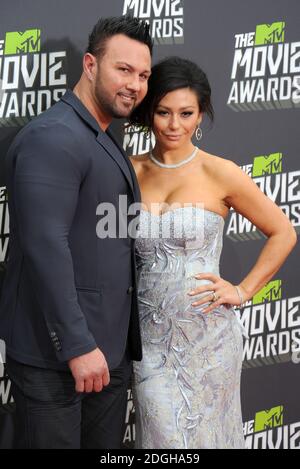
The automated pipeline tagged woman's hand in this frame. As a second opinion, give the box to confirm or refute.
[188,273,248,314]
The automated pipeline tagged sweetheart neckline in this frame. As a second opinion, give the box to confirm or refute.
[140,206,226,223]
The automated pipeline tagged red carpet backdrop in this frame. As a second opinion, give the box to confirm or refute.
[0,0,299,449]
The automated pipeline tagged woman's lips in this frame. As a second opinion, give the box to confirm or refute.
[164,134,181,140]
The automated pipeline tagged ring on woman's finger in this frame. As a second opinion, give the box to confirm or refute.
[211,292,219,302]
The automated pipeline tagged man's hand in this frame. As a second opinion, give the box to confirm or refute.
[68,348,110,393]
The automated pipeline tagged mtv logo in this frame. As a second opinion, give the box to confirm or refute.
[255,22,285,45]
[0,339,6,364]
[253,280,282,305]
[252,153,282,177]
[254,406,283,432]
[4,29,41,55]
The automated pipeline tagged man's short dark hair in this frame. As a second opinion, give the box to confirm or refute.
[86,15,153,60]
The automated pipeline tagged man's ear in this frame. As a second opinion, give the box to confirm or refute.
[83,53,96,82]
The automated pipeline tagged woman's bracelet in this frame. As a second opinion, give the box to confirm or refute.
[235,285,245,307]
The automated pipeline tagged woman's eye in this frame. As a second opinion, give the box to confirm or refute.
[157,111,168,116]
[182,112,193,117]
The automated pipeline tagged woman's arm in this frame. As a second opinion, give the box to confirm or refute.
[221,158,297,301]
[190,157,297,315]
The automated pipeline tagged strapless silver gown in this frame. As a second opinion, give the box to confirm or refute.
[133,207,245,449]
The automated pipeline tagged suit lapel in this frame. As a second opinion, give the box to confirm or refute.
[61,90,137,199]
[106,129,141,203]
[95,130,135,196]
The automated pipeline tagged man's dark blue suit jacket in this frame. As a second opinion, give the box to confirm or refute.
[0,90,142,370]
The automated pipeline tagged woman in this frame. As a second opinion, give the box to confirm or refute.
[128,57,297,449]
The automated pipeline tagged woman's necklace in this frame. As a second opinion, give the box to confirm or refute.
[149,146,198,169]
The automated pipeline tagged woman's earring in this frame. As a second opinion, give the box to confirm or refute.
[195,126,203,141]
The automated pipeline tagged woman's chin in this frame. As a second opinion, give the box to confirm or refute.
[159,139,182,149]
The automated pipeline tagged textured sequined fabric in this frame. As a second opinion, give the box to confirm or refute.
[133,207,245,449]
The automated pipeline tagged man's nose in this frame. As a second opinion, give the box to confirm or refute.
[126,74,141,93]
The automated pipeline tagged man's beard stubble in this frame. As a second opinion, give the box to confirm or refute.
[94,72,136,119]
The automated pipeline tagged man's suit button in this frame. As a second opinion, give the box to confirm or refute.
[127,286,134,294]
[49,331,62,351]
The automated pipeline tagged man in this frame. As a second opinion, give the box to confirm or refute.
[0,16,152,449]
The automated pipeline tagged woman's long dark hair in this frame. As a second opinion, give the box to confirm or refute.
[129,56,214,131]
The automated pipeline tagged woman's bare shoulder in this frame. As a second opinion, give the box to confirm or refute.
[200,150,238,176]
